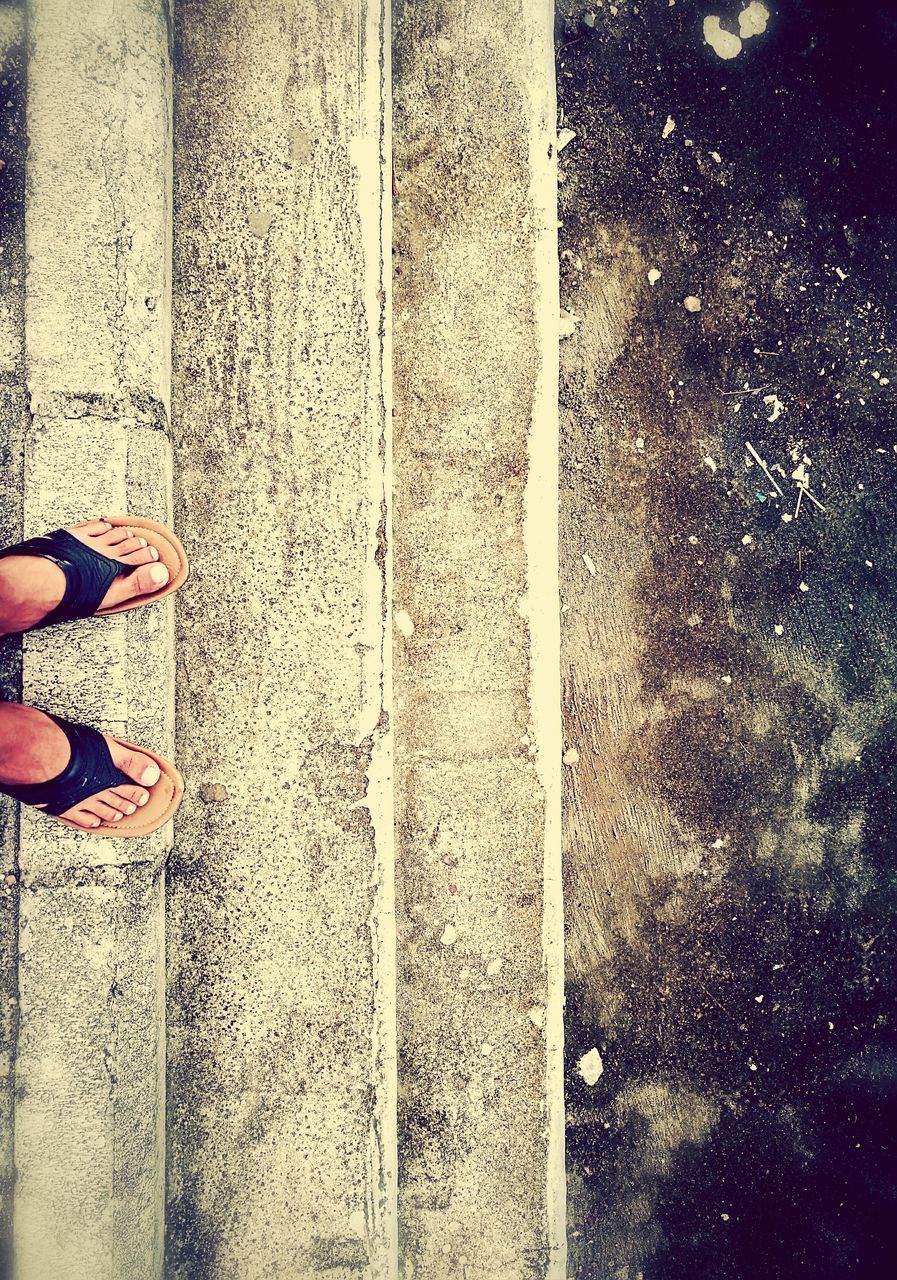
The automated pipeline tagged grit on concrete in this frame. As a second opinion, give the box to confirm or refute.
[556,2,897,1275]
[10,1,173,1276]
[392,3,565,1276]
[166,2,395,1276]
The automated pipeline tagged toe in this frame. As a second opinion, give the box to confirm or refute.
[83,798,125,823]
[97,788,134,814]
[68,807,102,829]
[98,561,169,610]
[110,742,161,788]
[110,535,147,557]
[119,547,159,567]
[97,527,132,547]
[110,784,148,809]
[73,519,112,535]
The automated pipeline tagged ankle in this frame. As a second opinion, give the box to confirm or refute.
[0,705,69,786]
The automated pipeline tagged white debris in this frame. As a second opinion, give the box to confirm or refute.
[763,393,785,422]
[684,295,702,312]
[583,553,596,576]
[738,2,769,39]
[648,267,662,286]
[704,16,743,60]
[394,608,414,636]
[578,1048,604,1085]
[440,923,457,946]
[662,115,676,139]
[557,128,577,152]
[559,308,581,338]
[563,746,580,765]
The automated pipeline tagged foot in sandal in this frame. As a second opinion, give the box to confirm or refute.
[0,517,188,636]
[0,704,182,836]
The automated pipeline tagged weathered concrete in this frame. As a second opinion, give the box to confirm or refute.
[392,3,565,1275]
[167,2,394,1275]
[0,3,26,1270]
[13,1,173,1275]
[556,1,897,1274]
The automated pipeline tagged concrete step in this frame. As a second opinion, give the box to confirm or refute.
[165,2,396,1276]
[11,1,173,1278]
[391,3,565,1277]
[0,2,566,1276]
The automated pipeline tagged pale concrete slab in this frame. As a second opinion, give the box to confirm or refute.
[167,2,394,1275]
[392,2,565,1276]
[13,1,173,1275]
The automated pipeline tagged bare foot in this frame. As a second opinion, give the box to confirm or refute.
[0,703,159,829]
[0,519,170,635]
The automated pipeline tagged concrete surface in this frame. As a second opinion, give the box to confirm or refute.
[392,3,565,1275]
[166,2,395,1276]
[556,1,897,1275]
[0,3,25,1271]
[12,1,173,1276]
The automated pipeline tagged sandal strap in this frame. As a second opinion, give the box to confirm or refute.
[0,713,133,816]
[0,528,130,626]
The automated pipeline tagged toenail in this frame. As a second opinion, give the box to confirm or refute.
[90,818,101,827]
[137,793,149,806]
[125,803,136,814]
[149,564,168,585]
[138,537,147,546]
[141,764,160,785]
[111,812,123,821]
[150,547,159,560]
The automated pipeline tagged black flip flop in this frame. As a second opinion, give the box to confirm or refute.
[0,711,183,837]
[0,516,188,630]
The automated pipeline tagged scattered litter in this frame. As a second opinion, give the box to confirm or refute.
[739,2,770,39]
[636,436,645,452]
[742,534,754,545]
[578,1048,604,1085]
[711,151,722,163]
[662,116,676,139]
[774,624,784,635]
[557,128,577,152]
[704,16,743,60]
[560,307,581,338]
[563,746,580,765]
[684,295,702,312]
[745,441,784,495]
[648,267,662,286]
[763,393,785,422]
[799,581,809,593]
[440,923,457,946]
[583,553,596,575]
[481,1043,494,1057]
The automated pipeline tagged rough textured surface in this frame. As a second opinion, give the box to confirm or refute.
[0,2,25,1269]
[12,1,173,1275]
[392,3,565,1275]
[167,2,394,1275]
[556,2,897,1275]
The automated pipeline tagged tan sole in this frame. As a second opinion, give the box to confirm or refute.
[94,515,189,616]
[50,737,184,838]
